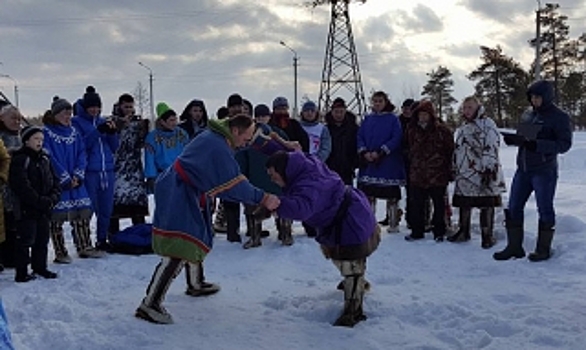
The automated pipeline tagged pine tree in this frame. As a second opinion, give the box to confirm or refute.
[421,65,458,120]
[468,46,531,127]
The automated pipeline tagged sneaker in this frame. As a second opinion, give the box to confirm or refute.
[79,248,106,259]
[34,269,58,279]
[54,255,73,264]
[15,273,36,283]
[135,300,173,324]
[185,282,221,297]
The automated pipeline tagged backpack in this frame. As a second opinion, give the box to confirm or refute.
[109,223,153,255]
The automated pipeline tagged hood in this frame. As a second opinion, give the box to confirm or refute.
[324,110,357,126]
[74,98,98,122]
[527,80,554,111]
[208,118,235,148]
[283,152,324,190]
[179,99,209,127]
[410,100,438,125]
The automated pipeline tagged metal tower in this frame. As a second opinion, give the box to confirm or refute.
[313,0,367,117]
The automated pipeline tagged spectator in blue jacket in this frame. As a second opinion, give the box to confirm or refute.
[495,80,572,262]
[72,86,119,251]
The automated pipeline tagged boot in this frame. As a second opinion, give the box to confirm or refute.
[225,202,241,243]
[493,209,525,260]
[447,207,472,242]
[136,257,183,324]
[386,200,401,233]
[213,201,227,233]
[424,198,433,232]
[243,216,262,249]
[278,219,294,246]
[50,221,71,263]
[528,221,555,262]
[480,207,496,249]
[185,262,221,296]
[333,274,367,327]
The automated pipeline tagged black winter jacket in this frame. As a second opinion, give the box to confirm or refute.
[9,146,61,220]
[325,111,359,185]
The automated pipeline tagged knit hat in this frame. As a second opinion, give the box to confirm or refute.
[302,101,317,113]
[51,96,72,115]
[401,98,415,108]
[82,86,102,109]
[331,97,346,109]
[254,104,271,118]
[272,96,289,109]
[21,125,43,143]
[156,102,176,121]
[227,94,243,108]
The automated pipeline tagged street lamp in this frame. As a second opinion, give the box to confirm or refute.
[534,0,542,80]
[280,41,299,117]
[138,61,155,124]
[0,74,19,108]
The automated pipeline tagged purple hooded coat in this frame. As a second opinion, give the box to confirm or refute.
[275,152,379,260]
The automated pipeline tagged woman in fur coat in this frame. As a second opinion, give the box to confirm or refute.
[448,96,506,248]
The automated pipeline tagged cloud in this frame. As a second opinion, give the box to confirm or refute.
[397,4,444,33]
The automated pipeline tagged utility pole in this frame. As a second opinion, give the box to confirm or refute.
[280,41,299,117]
[535,0,542,80]
[138,62,155,125]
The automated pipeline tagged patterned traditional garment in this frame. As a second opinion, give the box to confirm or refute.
[144,127,190,179]
[452,110,506,208]
[43,124,92,220]
[113,117,149,217]
[152,119,267,263]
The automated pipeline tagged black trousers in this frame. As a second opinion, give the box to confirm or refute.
[15,217,50,276]
[409,186,447,238]
[223,201,241,240]
[0,211,17,267]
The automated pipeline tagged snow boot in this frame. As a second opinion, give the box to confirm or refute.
[185,262,221,297]
[278,219,294,246]
[243,216,262,249]
[50,221,71,263]
[334,274,367,327]
[448,206,472,243]
[493,209,525,260]
[135,299,174,324]
[528,221,555,262]
[386,200,401,233]
[213,201,227,233]
[137,257,183,324]
[480,207,496,249]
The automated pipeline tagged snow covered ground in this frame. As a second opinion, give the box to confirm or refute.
[2,133,586,350]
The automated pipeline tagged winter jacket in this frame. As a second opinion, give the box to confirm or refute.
[269,113,310,153]
[71,100,119,172]
[325,111,359,185]
[0,140,9,242]
[152,119,268,263]
[236,124,286,195]
[178,100,209,139]
[276,152,379,260]
[516,80,572,172]
[300,119,332,161]
[144,126,190,179]
[452,108,506,207]
[9,146,61,220]
[112,116,149,213]
[43,124,92,220]
[357,111,406,187]
[407,101,454,188]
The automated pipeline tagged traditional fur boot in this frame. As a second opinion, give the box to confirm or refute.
[447,207,472,243]
[493,209,525,260]
[386,199,401,233]
[334,274,367,327]
[278,218,294,246]
[50,221,72,264]
[528,221,555,262]
[185,262,220,297]
[480,207,496,249]
[243,216,262,249]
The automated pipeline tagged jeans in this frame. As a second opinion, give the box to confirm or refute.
[508,167,558,224]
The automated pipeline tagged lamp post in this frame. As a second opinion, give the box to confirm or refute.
[280,41,299,117]
[138,62,155,124]
[0,74,19,108]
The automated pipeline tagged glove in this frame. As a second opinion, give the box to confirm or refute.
[97,121,117,134]
[523,140,537,152]
[503,134,525,147]
[146,178,156,194]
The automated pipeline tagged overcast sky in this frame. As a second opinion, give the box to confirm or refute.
[1,0,585,119]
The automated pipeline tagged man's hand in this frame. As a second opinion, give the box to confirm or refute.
[71,177,80,189]
[263,194,281,211]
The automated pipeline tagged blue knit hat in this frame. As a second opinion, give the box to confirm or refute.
[302,101,317,112]
[272,96,289,109]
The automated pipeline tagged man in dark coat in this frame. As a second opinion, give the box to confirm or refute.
[266,151,380,327]
[495,80,572,262]
[325,98,359,186]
